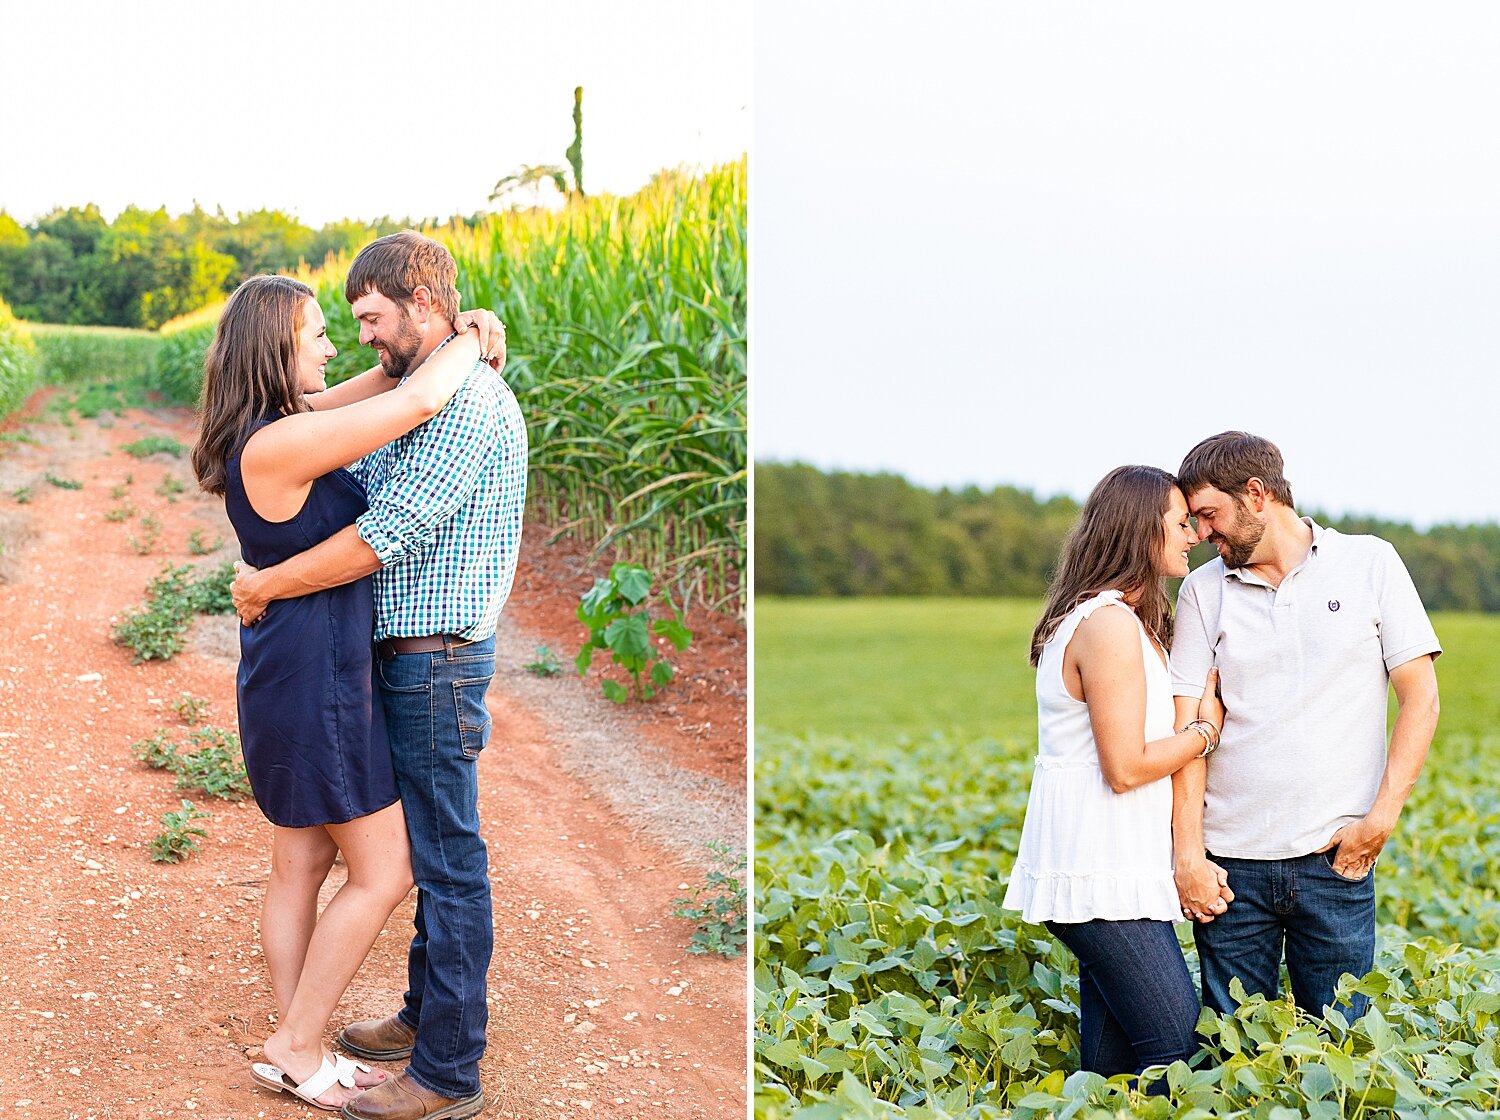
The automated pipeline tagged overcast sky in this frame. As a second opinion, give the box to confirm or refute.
[1,0,748,226]
[752,2,1500,527]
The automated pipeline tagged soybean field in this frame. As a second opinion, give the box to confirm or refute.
[755,597,1500,1118]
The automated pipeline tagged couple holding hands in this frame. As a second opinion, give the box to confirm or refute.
[1004,433,1442,1088]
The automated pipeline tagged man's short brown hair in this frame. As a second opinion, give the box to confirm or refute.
[1178,431,1295,507]
[345,231,460,322]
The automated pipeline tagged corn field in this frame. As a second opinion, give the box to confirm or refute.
[27,323,162,384]
[153,160,747,611]
[479,159,744,612]
[312,160,747,611]
[0,298,38,421]
[153,302,223,406]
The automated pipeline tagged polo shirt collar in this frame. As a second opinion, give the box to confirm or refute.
[1221,515,1325,587]
[1305,516,1326,550]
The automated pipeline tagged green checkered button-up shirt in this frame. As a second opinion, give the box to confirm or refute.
[350,357,527,642]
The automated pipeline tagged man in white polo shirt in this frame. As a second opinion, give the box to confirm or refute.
[1168,431,1441,1020]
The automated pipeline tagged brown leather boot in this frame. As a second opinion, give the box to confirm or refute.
[339,1072,483,1120]
[337,1014,418,1061]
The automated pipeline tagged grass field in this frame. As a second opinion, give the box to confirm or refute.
[755,597,1500,742]
[755,597,1500,1118]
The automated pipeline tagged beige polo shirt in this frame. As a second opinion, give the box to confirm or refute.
[1170,519,1442,859]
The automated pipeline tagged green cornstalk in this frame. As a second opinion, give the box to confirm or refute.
[147,161,747,614]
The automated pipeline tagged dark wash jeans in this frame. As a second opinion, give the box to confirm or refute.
[1193,850,1376,1021]
[376,636,497,1099]
[1044,918,1200,1090]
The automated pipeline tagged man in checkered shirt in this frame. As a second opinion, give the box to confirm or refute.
[232,231,526,1120]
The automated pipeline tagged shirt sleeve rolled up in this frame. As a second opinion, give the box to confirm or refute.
[355,368,501,568]
[1373,539,1443,672]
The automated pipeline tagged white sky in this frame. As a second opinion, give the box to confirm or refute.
[752,2,1500,527]
[0,0,748,226]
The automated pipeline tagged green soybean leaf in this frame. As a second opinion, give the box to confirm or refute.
[1325,1048,1357,1086]
[760,1039,803,1068]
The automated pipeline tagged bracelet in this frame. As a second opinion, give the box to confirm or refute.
[1186,719,1220,757]
[1181,722,1212,755]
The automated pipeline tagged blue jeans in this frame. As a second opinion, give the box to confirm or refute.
[376,637,496,1099]
[1044,918,1200,1089]
[1193,850,1375,1020]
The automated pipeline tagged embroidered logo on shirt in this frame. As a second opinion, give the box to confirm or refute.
[1328,600,1341,612]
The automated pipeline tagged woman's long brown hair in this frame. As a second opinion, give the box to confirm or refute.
[1029,465,1181,666]
[191,276,316,496]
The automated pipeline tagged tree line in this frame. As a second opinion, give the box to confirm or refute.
[0,205,436,329]
[755,462,1500,612]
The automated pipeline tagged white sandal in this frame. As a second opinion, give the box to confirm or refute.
[250,1054,370,1111]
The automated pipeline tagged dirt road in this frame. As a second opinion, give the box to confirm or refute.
[0,398,747,1119]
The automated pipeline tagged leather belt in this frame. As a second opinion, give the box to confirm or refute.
[374,634,476,660]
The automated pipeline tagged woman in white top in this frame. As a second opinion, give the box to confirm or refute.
[1002,465,1226,1088]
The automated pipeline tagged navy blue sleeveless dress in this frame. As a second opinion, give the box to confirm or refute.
[224,418,398,827]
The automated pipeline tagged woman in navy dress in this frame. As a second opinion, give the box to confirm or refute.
[191,274,498,1110]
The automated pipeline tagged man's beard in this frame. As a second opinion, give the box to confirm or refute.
[377,313,423,378]
[1215,500,1265,569]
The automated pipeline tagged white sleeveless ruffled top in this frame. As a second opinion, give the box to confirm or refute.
[1002,591,1182,923]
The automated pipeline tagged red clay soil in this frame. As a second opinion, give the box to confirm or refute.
[504,533,747,791]
[0,397,747,1119]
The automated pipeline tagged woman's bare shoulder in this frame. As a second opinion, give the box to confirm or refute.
[1071,599,1140,650]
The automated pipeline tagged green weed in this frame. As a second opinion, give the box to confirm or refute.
[173,728,250,801]
[44,472,82,490]
[154,474,186,501]
[672,840,746,958]
[173,693,210,725]
[127,512,161,555]
[522,645,564,677]
[130,730,178,770]
[130,726,248,801]
[112,603,184,662]
[149,800,212,863]
[186,560,235,615]
[11,486,30,504]
[122,435,185,459]
[575,562,693,703]
[112,562,235,662]
[186,527,221,556]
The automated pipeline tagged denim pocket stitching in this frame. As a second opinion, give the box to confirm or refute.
[376,657,431,694]
[452,676,493,758]
[446,651,495,668]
